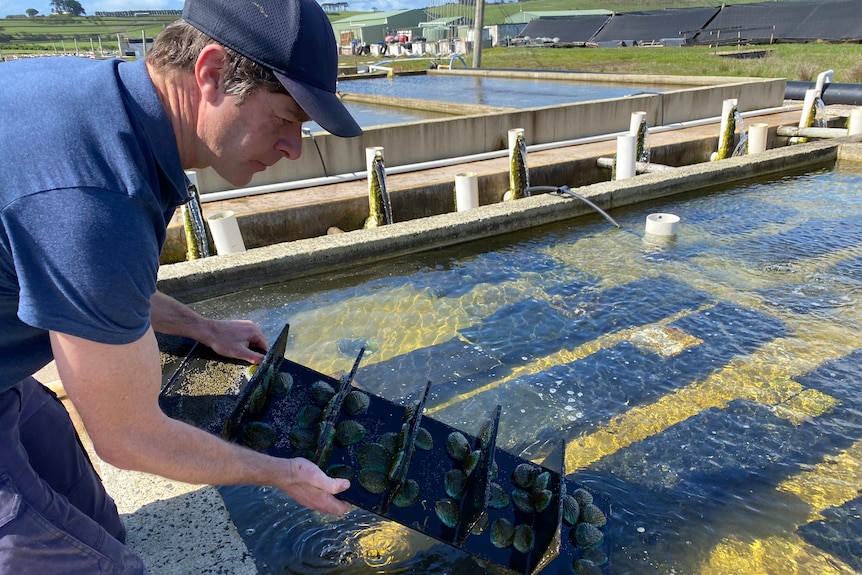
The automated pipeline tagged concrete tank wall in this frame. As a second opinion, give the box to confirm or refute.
[191,72,785,196]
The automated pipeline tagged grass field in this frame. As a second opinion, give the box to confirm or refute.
[2,0,861,83]
[366,42,862,83]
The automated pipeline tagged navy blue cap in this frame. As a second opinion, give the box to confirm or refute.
[183,0,362,137]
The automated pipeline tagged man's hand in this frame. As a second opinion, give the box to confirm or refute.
[278,458,352,515]
[202,318,267,365]
[149,291,267,364]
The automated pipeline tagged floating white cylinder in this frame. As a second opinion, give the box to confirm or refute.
[629,111,647,135]
[747,123,769,154]
[615,134,637,180]
[208,211,246,254]
[645,213,680,236]
[848,108,862,136]
[454,172,479,211]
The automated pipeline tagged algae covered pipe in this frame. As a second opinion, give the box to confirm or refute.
[181,180,213,260]
[364,147,393,228]
[504,128,529,202]
[713,98,738,161]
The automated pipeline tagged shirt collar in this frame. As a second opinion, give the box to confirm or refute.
[117,59,189,206]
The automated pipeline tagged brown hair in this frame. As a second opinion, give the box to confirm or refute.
[146,19,288,104]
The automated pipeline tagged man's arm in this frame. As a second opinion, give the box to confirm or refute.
[150,290,266,365]
[50,328,351,515]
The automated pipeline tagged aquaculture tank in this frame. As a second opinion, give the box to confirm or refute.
[168,163,862,574]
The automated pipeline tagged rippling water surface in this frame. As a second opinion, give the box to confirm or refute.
[195,165,862,574]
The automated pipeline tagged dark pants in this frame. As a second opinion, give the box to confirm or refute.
[0,378,147,574]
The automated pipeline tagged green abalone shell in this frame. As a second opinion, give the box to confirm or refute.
[532,470,550,491]
[358,469,389,494]
[572,488,593,507]
[378,431,399,455]
[343,390,370,416]
[572,558,602,575]
[512,462,540,489]
[288,426,318,451]
[296,404,322,429]
[533,488,553,513]
[512,524,534,554]
[582,548,608,567]
[393,479,420,508]
[471,511,489,535]
[415,427,433,451]
[241,421,278,451]
[488,482,510,509]
[325,463,354,481]
[573,522,604,549]
[268,370,292,397]
[580,503,607,527]
[444,468,467,500]
[434,498,460,528]
[358,442,391,473]
[310,380,336,407]
[490,517,515,548]
[445,431,470,462]
[334,419,366,447]
[562,494,580,525]
[512,488,535,513]
[463,450,481,476]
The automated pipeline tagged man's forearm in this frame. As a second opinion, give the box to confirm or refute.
[150,290,209,338]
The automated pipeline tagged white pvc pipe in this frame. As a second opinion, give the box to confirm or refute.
[717,98,738,159]
[629,111,647,135]
[814,69,834,98]
[799,89,819,128]
[208,211,246,254]
[615,134,637,180]
[366,146,384,174]
[747,123,769,154]
[454,172,479,211]
[508,128,526,167]
[198,104,803,203]
[848,108,862,136]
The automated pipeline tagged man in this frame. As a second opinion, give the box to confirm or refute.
[0,0,362,572]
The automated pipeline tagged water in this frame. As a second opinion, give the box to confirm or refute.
[194,165,862,574]
[338,74,664,109]
[308,74,673,131]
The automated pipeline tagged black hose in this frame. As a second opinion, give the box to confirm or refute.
[786,81,862,106]
[528,185,621,228]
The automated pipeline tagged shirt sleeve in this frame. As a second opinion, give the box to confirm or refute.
[4,187,162,345]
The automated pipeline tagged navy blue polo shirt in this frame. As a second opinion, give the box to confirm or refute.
[0,57,189,388]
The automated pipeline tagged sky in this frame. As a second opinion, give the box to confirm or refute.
[0,0,428,18]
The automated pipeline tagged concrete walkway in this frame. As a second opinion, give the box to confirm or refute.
[35,363,257,575]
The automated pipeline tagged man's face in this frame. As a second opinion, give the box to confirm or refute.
[201,88,309,187]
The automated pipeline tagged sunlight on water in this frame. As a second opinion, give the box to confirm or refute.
[196,165,862,574]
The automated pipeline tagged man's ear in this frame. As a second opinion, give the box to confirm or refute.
[195,43,228,104]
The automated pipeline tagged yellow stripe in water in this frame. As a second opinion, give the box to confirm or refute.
[700,440,862,574]
[426,305,709,416]
[701,534,858,575]
[563,335,849,472]
[778,439,862,522]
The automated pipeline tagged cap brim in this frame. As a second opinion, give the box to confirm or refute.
[275,71,362,138]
